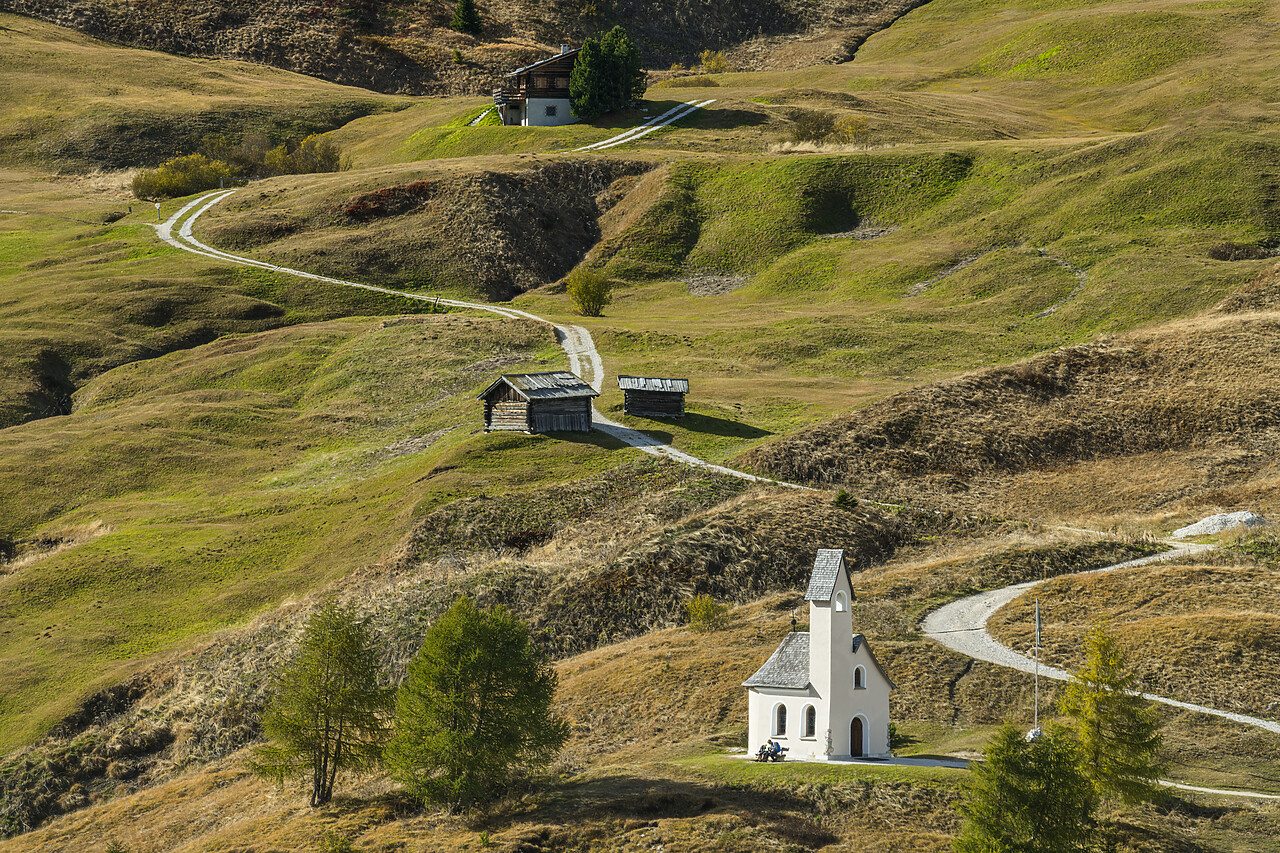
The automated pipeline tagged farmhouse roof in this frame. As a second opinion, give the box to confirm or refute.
[478,371,599,401]
[504,48,580,78]
[804,549,847,602]
[617,375,690,393]
[742,631,810,690]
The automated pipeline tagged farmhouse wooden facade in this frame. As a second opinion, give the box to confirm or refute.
[478,371,597,433]
[618,375,688,418]
[494,46,579,127]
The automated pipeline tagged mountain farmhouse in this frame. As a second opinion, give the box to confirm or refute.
[744,549,894,760]
[478,371,597,433]
[494,46,579,126]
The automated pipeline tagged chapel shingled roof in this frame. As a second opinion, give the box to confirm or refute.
[804,548,846,601]
[742,632,810,690]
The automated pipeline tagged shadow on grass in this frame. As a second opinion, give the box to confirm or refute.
[677,412,773,439]
[464,773,836,848]
[681,105,772,131]
[544,428,632,451]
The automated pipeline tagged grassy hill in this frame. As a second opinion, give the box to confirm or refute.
[4,0,1280,847]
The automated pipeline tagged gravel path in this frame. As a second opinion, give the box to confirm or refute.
[156,191,803,489]
[922,540,1280,736]
[573,99,716,152]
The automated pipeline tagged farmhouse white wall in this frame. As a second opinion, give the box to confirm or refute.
[523,98,576,126]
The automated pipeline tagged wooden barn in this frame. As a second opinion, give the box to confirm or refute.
[617,375,689,418]
[478,371,598,433]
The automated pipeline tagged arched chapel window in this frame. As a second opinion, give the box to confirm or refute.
[835,591,847,612]
[854,666,865,689]
[775,704,787,736]
[804,705,816,738]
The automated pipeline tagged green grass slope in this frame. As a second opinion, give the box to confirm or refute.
[0,14,405,169]
[0,314,616,750]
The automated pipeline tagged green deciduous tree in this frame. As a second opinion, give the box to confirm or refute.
[450,0,482,35]
[248,600,391,806]
[565,267,613,316]
[570,26,645,120]
[955,723,1096,853]
[1059,624,1164,804]
[386,598,568,809]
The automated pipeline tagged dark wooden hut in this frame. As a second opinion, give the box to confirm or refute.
[618,375,689,418]
[493,46,580,127]
[478,371,598,433]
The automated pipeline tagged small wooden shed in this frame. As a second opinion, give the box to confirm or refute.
[478,371,598,433]
[617,375,689,418]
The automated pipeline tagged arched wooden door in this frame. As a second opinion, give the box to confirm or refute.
[851,717,864,757]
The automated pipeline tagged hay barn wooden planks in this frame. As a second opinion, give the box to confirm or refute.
[478,371,598,433]
[617,375,688,418]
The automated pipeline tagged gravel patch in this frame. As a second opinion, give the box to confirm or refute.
[1172,511,1268,539]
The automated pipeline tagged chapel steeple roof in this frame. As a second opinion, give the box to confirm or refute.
[804,548,847,602]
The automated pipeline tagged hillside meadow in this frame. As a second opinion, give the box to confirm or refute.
[3,0,1280,847]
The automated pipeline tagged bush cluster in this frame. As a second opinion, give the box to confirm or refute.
[788,109,870,146]
[131,133,345,200]
[699,50,730,74]
[131,154,235,201]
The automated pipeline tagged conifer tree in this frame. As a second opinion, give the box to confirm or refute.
[248,600,391,806]
[1059,624,1164,804]
[450,0,482,36]
[571,26,645,120]
[386,598,568,809]
[570,37,606,120]
[955,723,1096,853]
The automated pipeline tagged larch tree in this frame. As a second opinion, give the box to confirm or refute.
[1059,624,1164,804]
[955,723,1097,853]
[248,600,391,806]
[385,597,568,810]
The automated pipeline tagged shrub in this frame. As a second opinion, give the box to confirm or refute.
[686,594,729,632]
[131,154,236,200]
[261,134,344,178]
[452,48,464,64]
[566,268,613,316]
[669,61,686,71]
[699,50,730,74]
[831,115,869,146]
[789,109,837,143]
[1208,241,1269,261]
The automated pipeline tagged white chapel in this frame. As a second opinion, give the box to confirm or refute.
[743,549,894,759]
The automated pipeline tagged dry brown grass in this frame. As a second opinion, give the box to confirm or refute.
[990,560,1280,720]
[739,306,1280,528]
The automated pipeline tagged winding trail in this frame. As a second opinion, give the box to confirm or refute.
[923,540,1280,798]
[155,191,801,488]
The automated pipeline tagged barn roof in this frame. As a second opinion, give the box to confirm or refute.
[804,549,847,602]
[617,375,690,393]
[742,632,810,690]
[504,48,580,77]
[478,371,599,401]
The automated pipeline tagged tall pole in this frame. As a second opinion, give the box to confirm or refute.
[1034,598,1041,731]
